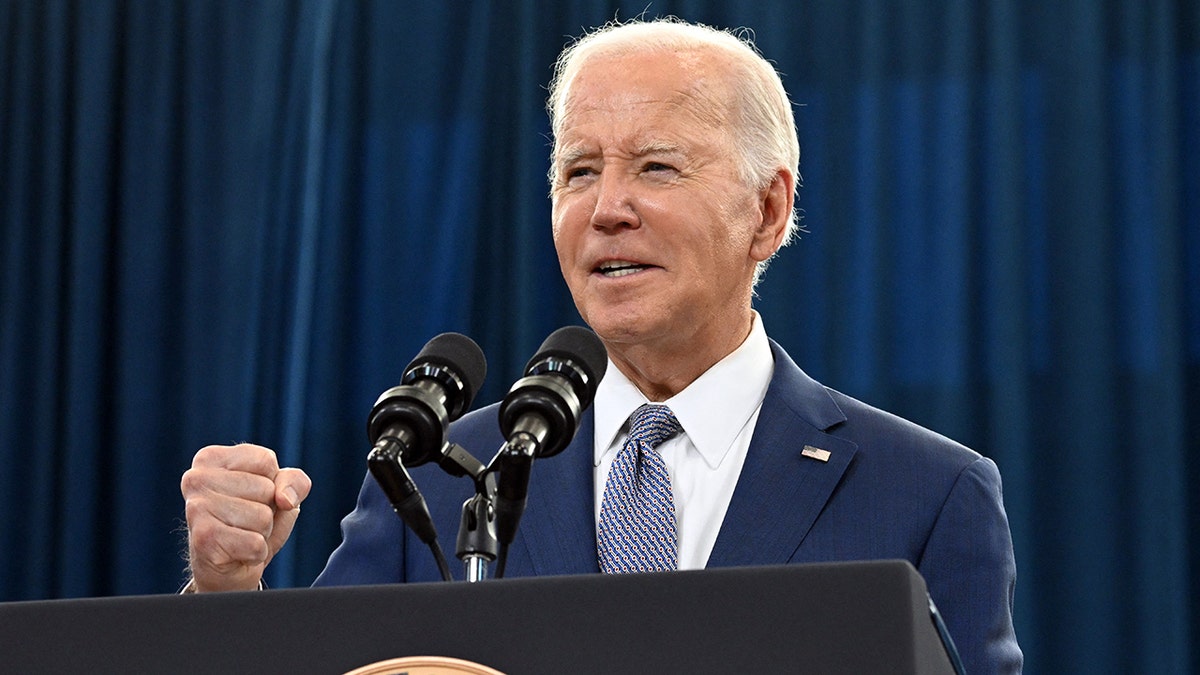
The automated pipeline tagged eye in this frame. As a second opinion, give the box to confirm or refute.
[560,166,596,186]
[643,161,676,173]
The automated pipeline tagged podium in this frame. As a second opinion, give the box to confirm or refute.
[0,560,957,674]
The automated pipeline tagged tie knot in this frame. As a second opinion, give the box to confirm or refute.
[627,404,682,450]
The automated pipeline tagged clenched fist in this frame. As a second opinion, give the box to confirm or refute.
[181,444,312,592]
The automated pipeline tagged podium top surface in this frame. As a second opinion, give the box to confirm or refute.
[0,560,955,675]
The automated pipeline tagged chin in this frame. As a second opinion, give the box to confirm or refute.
[586,315,666,349]
[576,290,674,341]
[578,311,629,340]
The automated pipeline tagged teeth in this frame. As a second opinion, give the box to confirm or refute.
[599,260,637,270]
[597,260,647,277]
[604,267,641,277]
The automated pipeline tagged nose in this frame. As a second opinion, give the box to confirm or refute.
[590,169,639,232]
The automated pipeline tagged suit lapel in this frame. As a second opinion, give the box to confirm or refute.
[503,341,853,574]
[707,341,858,568]
[507,411,599,576]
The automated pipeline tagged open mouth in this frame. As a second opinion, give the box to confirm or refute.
[595,260,655,278]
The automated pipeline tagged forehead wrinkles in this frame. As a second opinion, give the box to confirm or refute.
[555,87,729,164]
[664,86,729,128]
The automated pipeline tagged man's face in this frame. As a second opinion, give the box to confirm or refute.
[550,50,777,356]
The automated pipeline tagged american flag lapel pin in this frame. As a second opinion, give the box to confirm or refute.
[801,445,831,462]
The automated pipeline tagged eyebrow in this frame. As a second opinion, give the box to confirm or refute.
[554,140,687,168]
[553,146,592,168]
[635,140,686,158]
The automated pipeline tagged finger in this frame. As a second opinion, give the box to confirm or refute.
[186,492,276,535]
[189,517,271,569]
[181,464,277,505]
[191,444,281,478]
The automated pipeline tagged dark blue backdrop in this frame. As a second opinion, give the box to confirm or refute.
[2,1,1198,672]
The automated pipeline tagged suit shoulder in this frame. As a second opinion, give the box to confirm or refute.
[822,386,983,472]
[447,401,504,447]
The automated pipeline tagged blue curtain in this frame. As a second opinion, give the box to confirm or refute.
[1,1,1197,672]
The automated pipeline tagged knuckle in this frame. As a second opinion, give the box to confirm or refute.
[225,531,270,565]
[190,519,269,567]
[192,445,226,467]
[179,467,207,495]
[186,515,220,548]
[183,494,217,527]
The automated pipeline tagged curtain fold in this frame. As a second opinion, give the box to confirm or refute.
[1,1,1197,672]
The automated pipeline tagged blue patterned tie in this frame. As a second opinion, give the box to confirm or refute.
[597,404,684,573]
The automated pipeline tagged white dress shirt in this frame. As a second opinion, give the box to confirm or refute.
[593,313,775,570]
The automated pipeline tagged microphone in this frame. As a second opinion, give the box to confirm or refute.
[366,333,486,553]
[492,326,608,549]
[367,332,487,465]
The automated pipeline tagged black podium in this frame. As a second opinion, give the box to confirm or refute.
[0,560,956,674]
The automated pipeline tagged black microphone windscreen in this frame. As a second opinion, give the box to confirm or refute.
[527,325,608,386]
[409,332,487,410]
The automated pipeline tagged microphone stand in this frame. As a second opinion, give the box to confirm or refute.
[441,444,499,583]
[375,436,513,583]
[457,490,497,582]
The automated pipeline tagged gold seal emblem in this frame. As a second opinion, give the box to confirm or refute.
[344,655,506,675]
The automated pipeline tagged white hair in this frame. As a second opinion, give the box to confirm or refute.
[546,18,801,284]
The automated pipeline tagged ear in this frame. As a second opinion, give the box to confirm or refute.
[749,169,794,262]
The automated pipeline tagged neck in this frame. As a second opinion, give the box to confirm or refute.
[602,310,755,402]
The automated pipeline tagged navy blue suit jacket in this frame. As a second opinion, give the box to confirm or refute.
[315,340,1022,674]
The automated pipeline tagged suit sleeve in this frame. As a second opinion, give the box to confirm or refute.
[311,472,409,587]
[918,456,1023,675]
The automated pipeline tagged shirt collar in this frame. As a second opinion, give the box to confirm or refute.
[593,312,775,469]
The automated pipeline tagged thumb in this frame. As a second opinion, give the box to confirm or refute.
[265,468,312,562]
[274,467,313,511]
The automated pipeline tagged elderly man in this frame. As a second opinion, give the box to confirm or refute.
[182,18,1022,674]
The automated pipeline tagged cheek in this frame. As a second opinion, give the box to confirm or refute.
[550,212,580,278]
[552,197,595,253]
[550,200,565,239]
[550,204,569,249]
[715,193,762,251]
